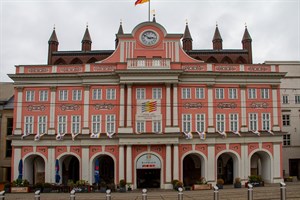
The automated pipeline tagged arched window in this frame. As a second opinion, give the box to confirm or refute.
[87,57,98,63]
[221,56,233,64]
[54,58,67,65]
[206,56,218,63]
[70,58,83,64]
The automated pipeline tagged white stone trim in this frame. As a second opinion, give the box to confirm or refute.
[166,84,171,126]
[82,147,90,181]
[126,145,132,184]
[49,88,56,135]
[119,85,125,127]
[173,84,178,126]
[240,87,248,132]
[83,86,90,134]
[166,145,172,183]
[126,85,132,127]
[207,145,215,182]
[207,87,214,133]
[13,148,22,180]
[85,64,90,72]
[272,88,280,131]
[173,145,179,180]
[119,145,125,180]
[15,89,23,134]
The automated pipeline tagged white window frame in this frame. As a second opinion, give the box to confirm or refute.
[196,114,205,132]
[283,134,291,146]
[152,120,162,133]
[92,89,102,100]
[182,88,191,99]
[282,95,289,104]
[229,88,237,99]
[261,88,269,99]
[71,115,81,134]
[136,88,146,100]
[282,114,290,126]
[26,90,35,102]
[59,90,68,101]
[229,113,239,132]
[248,88,257,99]
[58,116,67,134]
[196,88,205,99]
[91,115,101,134]
[216,88,224,99]
[38,116,47,134]
[182,114,192,132]
[262,113,271,131]
[24,116,34,134]
[216,114,225,132]
[152,88,162,99]
[249,113,258,131]
[295,95,300,104]
[106,88,116,100]
[106,114,115,133]
[39,90,48,101]
[136,121,145,133]
[72,90,82,101]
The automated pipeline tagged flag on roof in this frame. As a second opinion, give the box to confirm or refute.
[135,0,149,5]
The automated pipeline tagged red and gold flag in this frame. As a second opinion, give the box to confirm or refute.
[135,0,149,6]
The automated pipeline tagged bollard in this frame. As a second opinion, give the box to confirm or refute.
[70,189,76,200]
[178,187,183,200]
[142,188,147,200]
[248,183,253,200]
[34,190,41,200]
[280,182,286,200]
[0,191,5,200]
[106,189,111,200]
[213,186,219,200]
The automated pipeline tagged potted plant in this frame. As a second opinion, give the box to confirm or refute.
[67,179,75,191]
[11,179,29,193]
[172,180,179,190]
[43,183,53,193]
[234,177,242,188]
[75,180,89,193]
[119,179,126,192]
[193,177,212,190]
[248,175,263,187]
[176,181,183,190]
[127,183,132,191]
[216,178,224,189]
[4,182,11,193]
[34,182,43,192]
[100,181,107,193]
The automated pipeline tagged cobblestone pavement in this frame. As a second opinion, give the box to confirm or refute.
[4,182,300,200]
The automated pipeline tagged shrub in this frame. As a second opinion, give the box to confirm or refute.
[76,180,88,186]
[34,182,43,188]
[175,181,183,188]
[234,177,241,183]
[119,179,126,187]
[172,179,179,187]
[248,175,262,183]
[217,178,224,185]
[11,179,29,187]
[67,180,75,187]
[196,177,207,185]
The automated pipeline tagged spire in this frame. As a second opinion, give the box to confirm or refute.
[242,24,253,64]
[117,21,124,35]
[183,21,192,40]
[48,25,59,65]
[48,26,58,43]
[182,21,193,51]
[242,24,252,41]
[81,24,92,51]
[212,23,223,50]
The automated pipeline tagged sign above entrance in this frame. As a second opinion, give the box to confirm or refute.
[137,154,161,169]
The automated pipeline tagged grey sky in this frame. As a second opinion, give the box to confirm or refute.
[1,0,299,82]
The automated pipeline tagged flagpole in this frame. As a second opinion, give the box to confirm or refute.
[148,0,151,21]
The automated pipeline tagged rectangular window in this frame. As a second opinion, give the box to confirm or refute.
[72,115,80,133]
[196,114,205,132]
[136,121,145,133]
[92,115,101,134]
[93,89,102,100]
[136,88,146,100]
[182,88,191,99]
[283,134,291,146]
[59,90,68,101]
[152,121,162,133]
[106,115,115,133]
[38,116,47,134]
[152,88,162,99]
[229,88,237,99]
[262,113,271,130]
[248,88,257,99]
[249,113,258,131]
[216,88,224,99]
[72,90,82,101]
[295,95,300,104]
[282,114,290,126]
[182,114,192,132]
[106,89,116,100]
[24,116,34,134]
[58,116,67,134]
[229,114,239,132]
[196,88,205,99]
[5,140,12,158]
[282,95,289,104]
[26,90,35,101]
[216,114,225,132]
[6,118,13,136]
[39,90,48,101]
[261,89,269,99]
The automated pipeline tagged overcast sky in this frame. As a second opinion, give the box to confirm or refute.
[0,0,299,82]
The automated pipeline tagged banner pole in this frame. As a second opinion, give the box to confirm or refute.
[148,0,150,21]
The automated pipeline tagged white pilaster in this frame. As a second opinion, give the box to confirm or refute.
[273,143,283,183]
[207,145,215,182]
[166,145,172,184]
[241,144,248,183]
[15,87,23,135]
[82,86,90,134]
[240,85,248,132]
[272,87,280,131]
[173,145,179,180]
[82,147,90,181]
[119,85,125,127]
[13,148,22,180]
[119,145,125,180]
[48,87,56,135]
[126,85,132,127]
[207,85,215,133]
[126,145,132,183]
[166,84,171,126]
[47,147,55,183]
[173,84,178,127]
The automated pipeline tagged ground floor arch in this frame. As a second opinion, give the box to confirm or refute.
[59,155,80,185]
[250,151,272,183]
[217,152,239,184]
[93,155,115,185]
[24,154,46,184]
[182,153,205,186]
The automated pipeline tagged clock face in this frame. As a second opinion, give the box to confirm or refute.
[140,30,158,46]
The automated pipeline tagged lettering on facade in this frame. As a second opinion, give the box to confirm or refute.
[215,66,238,71]
[183,102,203,109]
[93,66,116,72]
[60,104,80,111]
[60,67,83,73]
[182,66,205,71]
[217,103,237,109]
[247,66,269,72]
[250,102,268,109]
[27,105,46,111]
[28,68,50,73]
[94,104,114,110]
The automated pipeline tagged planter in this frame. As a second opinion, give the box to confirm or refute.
[216,184,223,189]
[193,184,212,190]
[43,188,52,193]
[11,187,29,193]
[234,183,242,188]
[119,187,126,192]
[73,186,89,193]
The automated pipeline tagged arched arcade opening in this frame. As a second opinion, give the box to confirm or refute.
[24,155,46,184]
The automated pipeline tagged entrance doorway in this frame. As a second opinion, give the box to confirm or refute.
[289,159,300,179]
[137,169,160,188]
[183,154,202,186]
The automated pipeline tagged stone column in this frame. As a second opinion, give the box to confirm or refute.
[15,87,23,135]
[241,144,248,183]
[273,143,283,182]
[48,87,56,135]
[119,85,125,127]
[240,85,248,132]
[119,145,125,180]
[166,84,171,126]
[165,145,172,189]
[82,85,90,134]
[272,85,280,131]
[207,144,215,182]
[126,145,132,184]
[173,84,178,127]
[81,147,90,181]
[47,147,55,183]
[173,145,179,180]
[207,85,215,133]
[126,85,132,127]
[13,147,22,180]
